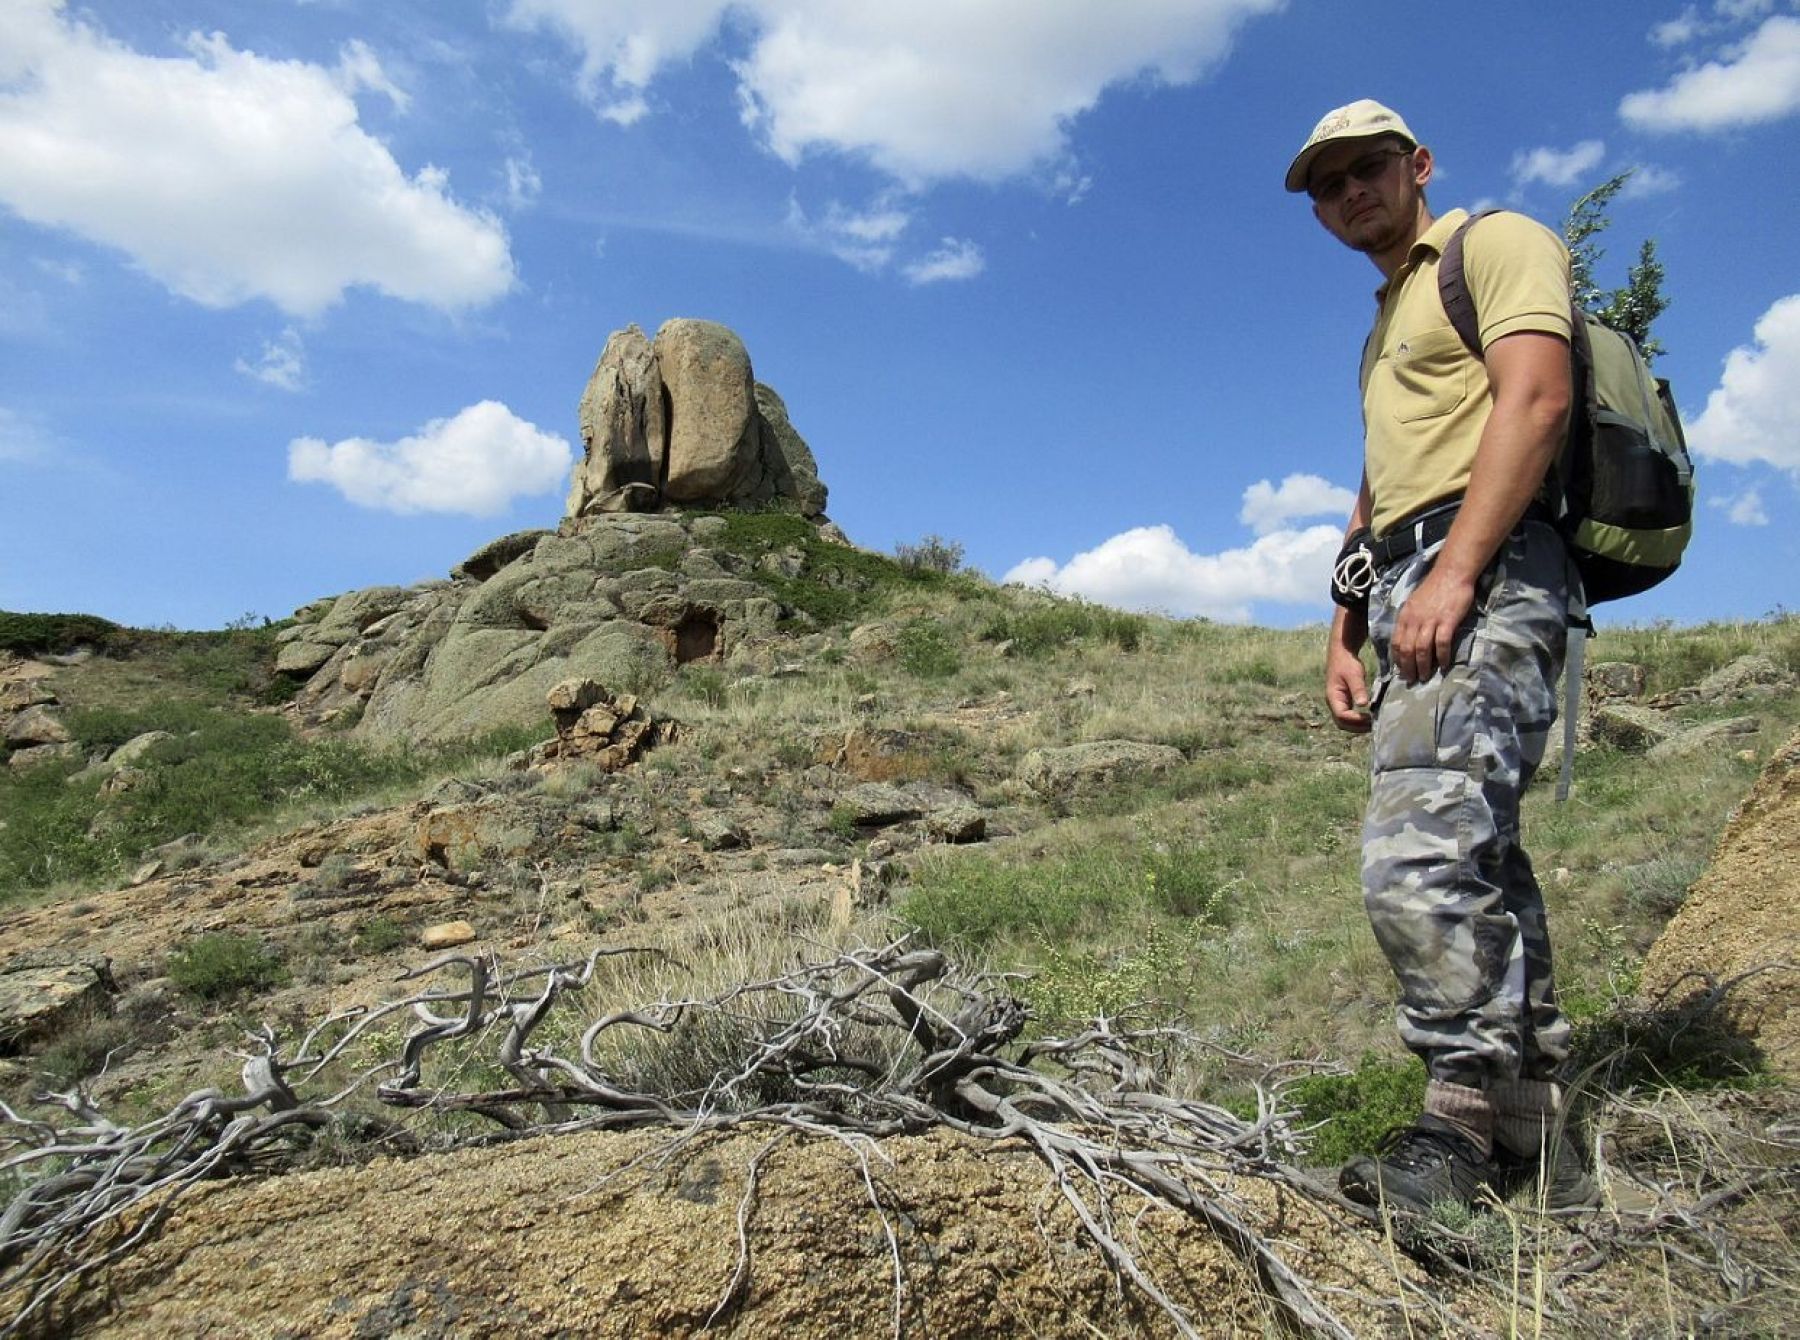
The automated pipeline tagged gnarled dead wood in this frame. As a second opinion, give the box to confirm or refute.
[2,938,1380,1337]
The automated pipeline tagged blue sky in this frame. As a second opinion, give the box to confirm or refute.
[2,0,1797,632]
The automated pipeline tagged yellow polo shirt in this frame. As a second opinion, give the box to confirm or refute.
[1359,208,1572,536]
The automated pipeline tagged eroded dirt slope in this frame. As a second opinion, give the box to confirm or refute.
[77,1127,1469,1339]
[1641,726,1800,1077]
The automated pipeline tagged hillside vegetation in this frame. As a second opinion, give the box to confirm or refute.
[2,538,1797,1336]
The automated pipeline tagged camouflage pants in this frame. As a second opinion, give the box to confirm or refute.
[1363,519,1578,1087]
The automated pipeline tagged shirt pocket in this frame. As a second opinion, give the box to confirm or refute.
[1382,325,1467,424]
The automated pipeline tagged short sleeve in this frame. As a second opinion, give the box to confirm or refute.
[1465,213,1572,347]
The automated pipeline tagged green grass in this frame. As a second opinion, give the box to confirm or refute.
[900,831,1231,951]
[694,510,985,627]
[0,714,544,896]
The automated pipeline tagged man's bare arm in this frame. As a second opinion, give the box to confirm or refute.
[1389,330,1570,684]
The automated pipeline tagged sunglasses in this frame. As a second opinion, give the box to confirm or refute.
[1308,147,1413,204]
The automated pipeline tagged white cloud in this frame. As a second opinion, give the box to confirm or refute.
[0,2,514,317]
[31,256,83,284]
[504,153,543,211]
[1620,164,1682,198]
[0,407,54,464]
[785,195,913,271]
[235,328,308,392]
[287,401,573,515]
[1709,488,1770,526]
[1717,0,1778,22]
[1003,521,1342,622]
[1621,15,1800,132]
[1653,9,1705,46]
[1510,140,1606,189]
[904,238,985,285]
[502,0,728,124]
[1686,293,1800,473]
[333,37,409,112]
[1238,472,1356,536]
[505,0,1282,185]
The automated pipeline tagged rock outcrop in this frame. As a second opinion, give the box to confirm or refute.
[286,513,814,744]
[565,320,827,520]
[281,319,841,746]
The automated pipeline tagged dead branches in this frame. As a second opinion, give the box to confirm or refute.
[0,938,1364,1337]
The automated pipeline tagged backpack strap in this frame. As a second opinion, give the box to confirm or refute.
[1438,208,1504,357]
[1440,207,1591,803]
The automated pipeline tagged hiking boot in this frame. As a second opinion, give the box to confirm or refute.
[1340,1118,1490,1215]
[1492,1137,1599,1211]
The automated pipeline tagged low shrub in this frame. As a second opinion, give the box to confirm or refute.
[167,933,288,1000]
[1285,1054,1426,1166]
[981,599,1145,657]
[896,620,961,679]
[351,916,408,956]
[0,611,124,657]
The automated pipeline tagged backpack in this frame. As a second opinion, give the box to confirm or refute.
[1438,210,1695,604]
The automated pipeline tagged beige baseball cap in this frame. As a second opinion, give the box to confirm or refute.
[1284,99,1418,193]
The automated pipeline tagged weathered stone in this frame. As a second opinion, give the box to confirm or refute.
[0,951,115,1055]
[836,783,925,828]
[1588,704,1674,753]
[8,741,81,770]
[415,804,536,869]
[848,623,898,662]
[276,641,338,676]
[568,325,665,520]
[925,806,987,844]
[313,586,412,645]
[1586,661,1647,701]
[820,728,931,783]
[696,814,749,851]
[5,703,70,747]
[1696,654,1796,703]
[420,920,478,951]
[1648,716,1761,761]
[547,677,606,717]
[102,765,146,795]
[1016,741,1186,796]
[749,383,827,516]
[454,529,552,582]
[654,319,757,502]
[0,673,56,714]
[109,730,174,767]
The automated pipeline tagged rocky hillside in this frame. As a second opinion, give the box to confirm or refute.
[2,320,1797,1336]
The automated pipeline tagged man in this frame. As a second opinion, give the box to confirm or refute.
[1288,100,1595,1214]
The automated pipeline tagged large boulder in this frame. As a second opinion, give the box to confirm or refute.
[654,319,758,502]
[569,326,665,516]
[566,319,828,519]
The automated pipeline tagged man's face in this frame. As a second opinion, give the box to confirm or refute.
[1308,138,1427,257]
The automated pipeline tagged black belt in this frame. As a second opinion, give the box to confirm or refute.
[1370,500,1552,572]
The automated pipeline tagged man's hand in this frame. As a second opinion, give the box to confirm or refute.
[1326,602,1372,733]
[1390,565,1476,684]
[1326,642,1372,732]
